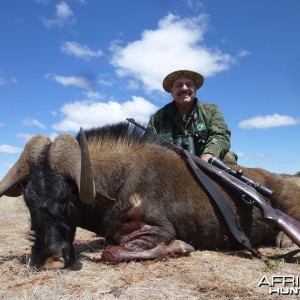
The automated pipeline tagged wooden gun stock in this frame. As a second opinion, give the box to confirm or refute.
[268,209,300,248]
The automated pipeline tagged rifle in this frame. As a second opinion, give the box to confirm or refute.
[208,156,274,198]
[127,118,300,250]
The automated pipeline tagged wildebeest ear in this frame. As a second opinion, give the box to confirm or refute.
[1,186,23,198]
[95,189,116,203]
[0,135,52,198]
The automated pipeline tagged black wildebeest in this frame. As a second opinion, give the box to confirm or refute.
[0,122,300,269]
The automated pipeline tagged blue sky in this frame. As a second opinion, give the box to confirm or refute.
[1,0,300,180]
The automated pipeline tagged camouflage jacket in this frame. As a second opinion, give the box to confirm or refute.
[147,98,232,159]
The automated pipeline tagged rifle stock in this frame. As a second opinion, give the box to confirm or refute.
[270,209,300,248]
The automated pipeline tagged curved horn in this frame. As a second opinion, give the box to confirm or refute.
[78,128,115,204]
[49,129,114,204]
[79,128,115,203]
[0,135,52,197]
[48,133,95,203]
[78,128,96,204]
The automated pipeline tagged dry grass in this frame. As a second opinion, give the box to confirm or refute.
[1,194,300,299]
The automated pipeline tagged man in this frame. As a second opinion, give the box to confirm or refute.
[147,70,237,165]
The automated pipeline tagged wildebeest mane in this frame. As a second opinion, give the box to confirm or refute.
[76,121,161,147]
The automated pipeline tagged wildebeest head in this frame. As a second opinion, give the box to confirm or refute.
[0,127,117,269]
[24,166,79,269]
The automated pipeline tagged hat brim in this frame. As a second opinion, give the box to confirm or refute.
[162,70,204,93]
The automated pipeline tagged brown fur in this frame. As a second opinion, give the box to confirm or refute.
[86,136,300,253]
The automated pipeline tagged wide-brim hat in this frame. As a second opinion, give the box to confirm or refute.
[162,70,204,93]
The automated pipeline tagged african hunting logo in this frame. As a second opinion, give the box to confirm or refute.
[258,275,300,295]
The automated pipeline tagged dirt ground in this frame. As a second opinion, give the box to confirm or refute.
[1,178,300,300]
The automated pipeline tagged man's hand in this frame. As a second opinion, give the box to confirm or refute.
[201,153,214,162]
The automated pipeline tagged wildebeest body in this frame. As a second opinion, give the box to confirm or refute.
[1,122,300,268]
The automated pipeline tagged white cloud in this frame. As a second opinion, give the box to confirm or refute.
[15,131,71,143]
[42,1,75,28]
[236,151,246,158]
[61,41,103,60]
[237,49,250,58]
[16,133,34,142]
[110,13,236,92]
[52,96,159,132]
[0,75,17,86]
[0,145,22,154]
[22,118,46,129]
[186,0,203,12]
[97,78,113,87]
[46,73,92,91]
[238,113,299,129]
[49,132,59,141]
[127,80,140,90]
[84,90,103,100]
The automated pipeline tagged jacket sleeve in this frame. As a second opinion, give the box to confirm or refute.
[202,104,231,157]
[147,114,157,133]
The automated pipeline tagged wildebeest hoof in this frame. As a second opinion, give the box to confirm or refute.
[30,252,73,270]
[166,240,195,256]
[30,254,65,270]
[101,239,195,263]
[41,255,66,270]
[276,231,294,248]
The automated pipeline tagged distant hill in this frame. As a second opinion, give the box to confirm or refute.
[280,173,300,186]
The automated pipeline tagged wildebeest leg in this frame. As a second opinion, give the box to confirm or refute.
[276,231,294,248]
[101,240,195,263]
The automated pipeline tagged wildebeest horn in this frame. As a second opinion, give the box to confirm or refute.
[49,129,114,204]
[0,135,52,197]
[48,132,94,204]
[78,128,96,204]
[78,128,115,204]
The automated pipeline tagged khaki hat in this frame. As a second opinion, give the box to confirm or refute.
[162,70,204,93]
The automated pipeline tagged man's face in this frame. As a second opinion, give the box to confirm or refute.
[170,77,196,112]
